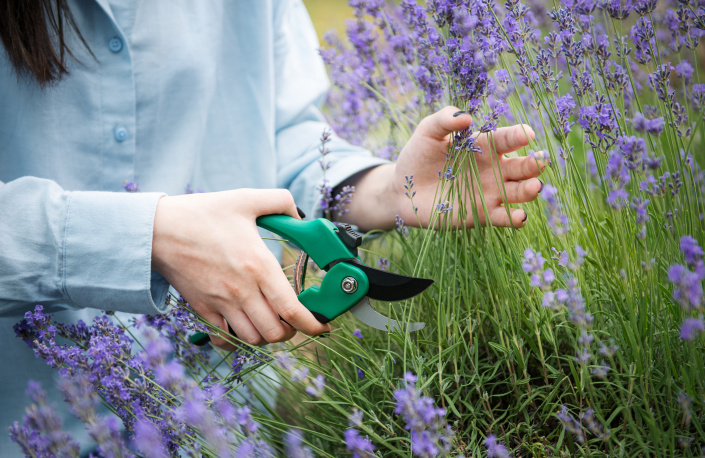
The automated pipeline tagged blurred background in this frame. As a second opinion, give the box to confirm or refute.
[302,0,353,41]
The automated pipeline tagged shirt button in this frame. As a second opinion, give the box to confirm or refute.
[108,37,123,53]
[114,127,128,142]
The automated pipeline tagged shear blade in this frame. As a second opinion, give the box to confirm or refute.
[350,298,425,333]
[352,263,434,301]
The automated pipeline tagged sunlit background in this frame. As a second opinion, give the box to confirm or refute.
[302,0,353,41]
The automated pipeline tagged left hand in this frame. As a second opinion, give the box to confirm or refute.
[344,106,545,231]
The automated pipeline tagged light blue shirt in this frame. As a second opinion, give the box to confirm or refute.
[0,0,386,452]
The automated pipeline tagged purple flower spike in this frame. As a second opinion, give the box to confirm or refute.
[9,381,81,458]
[557,406,586,444]
[540,184,569,236]
[122,179,140,193]
[680,236,704,269]
[284,429,314,458]
[680,316,705,341]
[306,374,326,397]
[522,248,546,274]
[485,434,512,457]
[353,329,364,339]
[393,372,453,456]
[133,417,168,458]
[349,409,364,428]
[344,428,376,458]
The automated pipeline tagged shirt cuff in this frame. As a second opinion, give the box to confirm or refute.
[310,156,390,219]
[62,191,171,314]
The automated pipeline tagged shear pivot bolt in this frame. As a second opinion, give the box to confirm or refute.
[341,277,358,294]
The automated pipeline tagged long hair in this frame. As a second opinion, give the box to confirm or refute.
[0,0,92,87]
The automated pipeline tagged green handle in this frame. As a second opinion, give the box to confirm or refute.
[188,215,367,346]
[256,215,356,269]
[297,261,368,322]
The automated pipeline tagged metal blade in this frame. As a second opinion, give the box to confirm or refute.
[349,298,425,333]
[352,263,434,301]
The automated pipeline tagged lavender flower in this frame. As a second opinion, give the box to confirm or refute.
[557,406,586,444]
[133,417,169,458]
[555,93,576,136]
[349,409,364,428]
[599,340,619,357]
[522,248,546,274]
[9,381,81,457]
[436,201,453,213]
[592,362,611,378]
[540,184,569,236]
[284,429,314,458]
[631,111,664,136]
[605,148,630,210]
[394,372,453,457]
[233,406,275,457]
[579,409,609,440]
[578,96,621,151]
[680,316,705,341]
[306,374,326,397]
[377,257,390,271]
[122,179,140,192]
[485,434,512,457]
[630,197,650,239]
[668,262,704,311]
[396,215,409,239]
[344,428,376,458]
[678,392,693,427]
[680,235,704,269]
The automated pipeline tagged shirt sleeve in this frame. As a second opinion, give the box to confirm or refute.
[272,0,390,218]
[0,177,171,317]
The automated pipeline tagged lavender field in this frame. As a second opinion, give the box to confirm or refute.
[10,0,705,456]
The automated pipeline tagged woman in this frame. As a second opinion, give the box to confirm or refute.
[0,0,543,452]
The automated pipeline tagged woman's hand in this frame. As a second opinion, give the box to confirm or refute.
[343,106,545,231]
[151,189,330,351]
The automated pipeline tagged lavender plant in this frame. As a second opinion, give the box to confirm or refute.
[11,0,705,456]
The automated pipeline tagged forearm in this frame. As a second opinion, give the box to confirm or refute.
[337,164,399,232]
[0,176,170,316]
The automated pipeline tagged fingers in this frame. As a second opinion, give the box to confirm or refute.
[243,290,297,344]
[258,253,331,337]
[501,155,546,181]
[498,178,543,204]
[417,106,473,141]
[482,124,535,155]
[208,315,239,351]
[489,206,529,228]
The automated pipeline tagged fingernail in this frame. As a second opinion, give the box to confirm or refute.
[296,207,306,219]
[538,179,544,193]
[452,110,468,117]
[522,211,528,222]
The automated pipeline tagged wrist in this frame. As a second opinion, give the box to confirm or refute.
[339,164,398,231]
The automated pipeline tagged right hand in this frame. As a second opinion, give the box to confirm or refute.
[151,188,330,350]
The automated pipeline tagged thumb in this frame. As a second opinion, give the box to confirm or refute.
[240,188,300,219]
[417,106,473,141]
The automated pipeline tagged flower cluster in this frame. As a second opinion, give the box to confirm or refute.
[12,303,275,456]
[539,184,569,236]
[275,349,327,398]
[393,372,454,457]
[524,247,599,367]
[317,129,356,220]
[344,409,376,458]
[667,236,705,341]
[9,382,81,457]
[485,434,511,457]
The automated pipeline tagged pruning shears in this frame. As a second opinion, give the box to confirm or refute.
[190,215,433,346]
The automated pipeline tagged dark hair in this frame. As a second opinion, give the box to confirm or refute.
[0,0,92,87]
